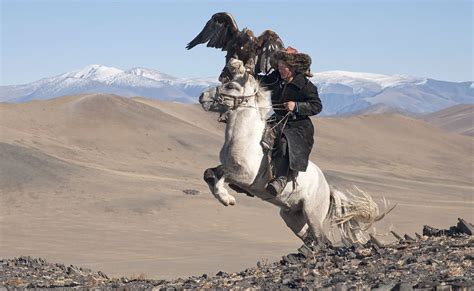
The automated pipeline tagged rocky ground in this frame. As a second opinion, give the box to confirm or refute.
[1,219,472,290]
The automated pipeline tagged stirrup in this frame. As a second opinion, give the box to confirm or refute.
[266,177,288,196]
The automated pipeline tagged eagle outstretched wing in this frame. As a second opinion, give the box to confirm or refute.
[255,30,285,75]
[186,12,239,51]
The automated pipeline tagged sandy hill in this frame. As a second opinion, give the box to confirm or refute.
[1,94,472,280]
[338,103,420,118]
[0,94,222,179]
[420,104,474,136]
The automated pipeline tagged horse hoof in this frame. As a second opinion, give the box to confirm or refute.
[220,199,230,207]
[216,193,236,206]
[215,194,230,206]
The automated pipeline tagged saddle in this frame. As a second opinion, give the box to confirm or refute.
[261,121,277,152]
[261,117,284,180]
[261,117,298,189]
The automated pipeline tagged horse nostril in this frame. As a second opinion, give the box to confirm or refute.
[199,92,206,103]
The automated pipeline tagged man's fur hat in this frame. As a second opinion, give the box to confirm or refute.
[271,47,312,77]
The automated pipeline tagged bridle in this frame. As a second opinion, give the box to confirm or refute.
[215,86,259,111]
[210,71,289,124]
[213,70,261,110]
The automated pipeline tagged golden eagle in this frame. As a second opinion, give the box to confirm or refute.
[186,12,285,82]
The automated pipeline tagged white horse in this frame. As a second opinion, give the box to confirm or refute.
[199,59,383,246]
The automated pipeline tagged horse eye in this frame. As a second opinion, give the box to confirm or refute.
[226,83,238,90]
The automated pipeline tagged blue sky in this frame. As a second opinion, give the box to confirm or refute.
[1,0,472,85]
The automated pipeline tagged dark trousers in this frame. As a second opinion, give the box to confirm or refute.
[273,135,290,178]
[272,134,299,180]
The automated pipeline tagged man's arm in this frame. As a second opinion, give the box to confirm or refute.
[295,81,323,116]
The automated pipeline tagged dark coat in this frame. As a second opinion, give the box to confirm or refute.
[259,71,323,172]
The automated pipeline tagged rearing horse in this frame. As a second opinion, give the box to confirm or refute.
[199,59,383,246]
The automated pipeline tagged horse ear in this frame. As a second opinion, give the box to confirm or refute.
[227,58,246,78]
[243,71,249,82]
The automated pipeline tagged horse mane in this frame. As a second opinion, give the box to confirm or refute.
[254,79,273,120]
[227,61,273,120]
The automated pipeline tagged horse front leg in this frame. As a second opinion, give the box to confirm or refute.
[203,165,236,206]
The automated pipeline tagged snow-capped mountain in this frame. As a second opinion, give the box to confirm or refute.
[125,67,178,81]
[1,65,472,115]
[311,71,473,115]
[0,65,218,103]
[64,64,124,82]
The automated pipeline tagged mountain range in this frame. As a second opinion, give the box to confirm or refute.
[1,64,472,115]
[0,65,217,104]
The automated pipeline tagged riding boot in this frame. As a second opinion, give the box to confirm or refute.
[266,176,288,197]
[266,154,290,196]
[266,135,290,196]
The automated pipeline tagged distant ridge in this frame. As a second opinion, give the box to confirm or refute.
[313,71,473,116]
[337,103,420,118]
[420,104,474,136]
[0,65,218,104]
[1,65,472,115]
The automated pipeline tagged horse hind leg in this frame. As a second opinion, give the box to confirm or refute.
[303,205,332,248]
[203,165,236,206]
[279,209,313,245]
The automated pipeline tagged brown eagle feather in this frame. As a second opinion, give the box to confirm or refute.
[186,12,285,79]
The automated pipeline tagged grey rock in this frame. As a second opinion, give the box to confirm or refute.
[1,219,473,290]
[393,282,414,291]
[391,231,403,240]
[457,218,473,235]
[182,189,200,195]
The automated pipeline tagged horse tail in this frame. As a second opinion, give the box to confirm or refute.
[326,186,384,246]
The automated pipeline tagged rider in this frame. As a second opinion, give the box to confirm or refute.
[259,47,323,196]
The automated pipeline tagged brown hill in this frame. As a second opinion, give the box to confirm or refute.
[0,94,222,178]
[0,94,472,280]
[420,104,474,136]
[339,103,419,117]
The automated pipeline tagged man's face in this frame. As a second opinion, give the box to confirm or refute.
[278,60,293,80]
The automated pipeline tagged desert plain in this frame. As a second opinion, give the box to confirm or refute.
[0,94,472,279]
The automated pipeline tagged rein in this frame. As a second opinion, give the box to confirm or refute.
[213,83,290,127]
[215,86,288,111]
[216,86,258,110]
[215,86,258,123]
[270,111,291,130]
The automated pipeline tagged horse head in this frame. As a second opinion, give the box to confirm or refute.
[199,58,261,113]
